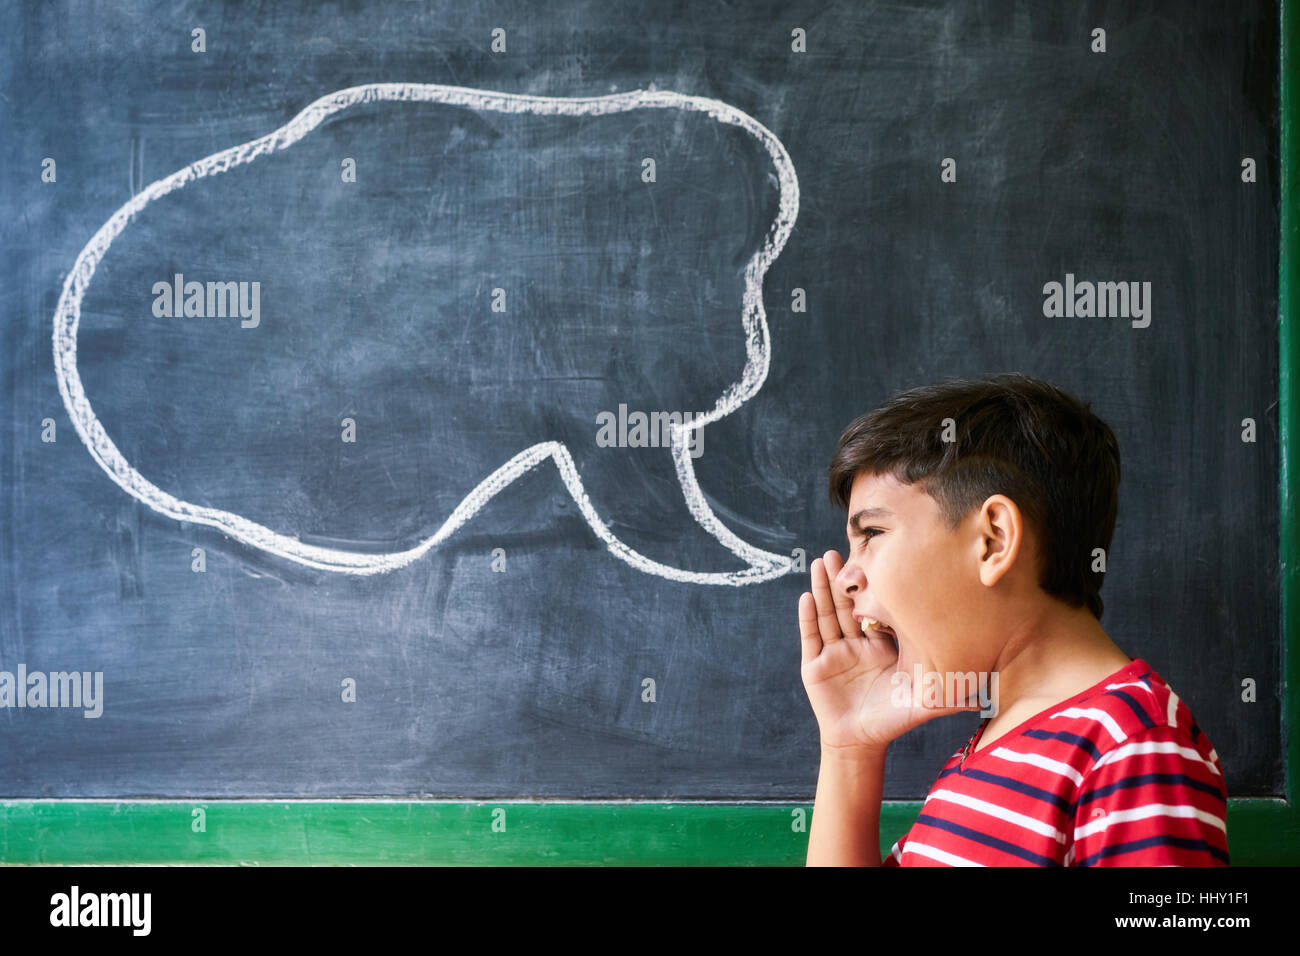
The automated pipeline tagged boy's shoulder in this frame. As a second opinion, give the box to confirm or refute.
[1041,657,1218,758]
[982,656,1225,793]
[1056,658,1229,865]
[965,657,1218,775]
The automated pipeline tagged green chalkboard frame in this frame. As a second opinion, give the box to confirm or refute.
[2,5,1296,867]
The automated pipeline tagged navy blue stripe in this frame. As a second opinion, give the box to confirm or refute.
[1075,834,1230,867]
[1021,728,1102,762]
[1071,772,1225,816]
[1106,688,1157,729]
[956,767,1072,814]
[912,813,1062,866]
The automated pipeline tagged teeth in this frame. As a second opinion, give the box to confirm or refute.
[862,617,894,636]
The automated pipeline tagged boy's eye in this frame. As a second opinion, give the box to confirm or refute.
[855,527,883,546]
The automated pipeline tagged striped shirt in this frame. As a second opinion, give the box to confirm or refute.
[882,658,1229,866]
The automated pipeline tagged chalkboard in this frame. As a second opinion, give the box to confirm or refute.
[0,0,1288,859]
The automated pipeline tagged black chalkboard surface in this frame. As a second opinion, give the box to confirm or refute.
[0,0,1281,805]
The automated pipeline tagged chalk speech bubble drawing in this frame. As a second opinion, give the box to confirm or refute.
[53,83,800,585]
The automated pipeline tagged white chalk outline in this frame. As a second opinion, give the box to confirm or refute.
[53,83,800,584]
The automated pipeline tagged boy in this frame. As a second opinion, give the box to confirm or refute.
[800,374,1229,866]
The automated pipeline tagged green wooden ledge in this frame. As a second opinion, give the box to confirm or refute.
[0,798,1290,865]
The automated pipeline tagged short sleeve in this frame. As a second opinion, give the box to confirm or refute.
[1067,726,1229,866]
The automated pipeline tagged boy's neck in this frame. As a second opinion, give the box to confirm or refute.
[981,602,1132,732]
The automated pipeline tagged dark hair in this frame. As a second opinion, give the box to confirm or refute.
[827,373,1121,620]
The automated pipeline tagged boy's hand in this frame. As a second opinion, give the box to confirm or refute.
[799,550,975,754]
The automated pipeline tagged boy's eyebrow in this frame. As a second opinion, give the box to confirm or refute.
[846,507,896,534]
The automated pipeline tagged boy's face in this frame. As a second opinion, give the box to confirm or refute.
[834,469,1005,677]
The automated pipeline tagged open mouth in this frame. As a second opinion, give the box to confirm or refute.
[861,617,897,639]
[864,619,902,662]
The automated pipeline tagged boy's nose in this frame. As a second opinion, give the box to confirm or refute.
[834,561,863,595]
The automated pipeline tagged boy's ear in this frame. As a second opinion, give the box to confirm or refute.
[976,494,1023,588]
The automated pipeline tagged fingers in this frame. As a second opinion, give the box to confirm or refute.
[820,550,862,643]
[798,592,822,666]
[809,554,844,647]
